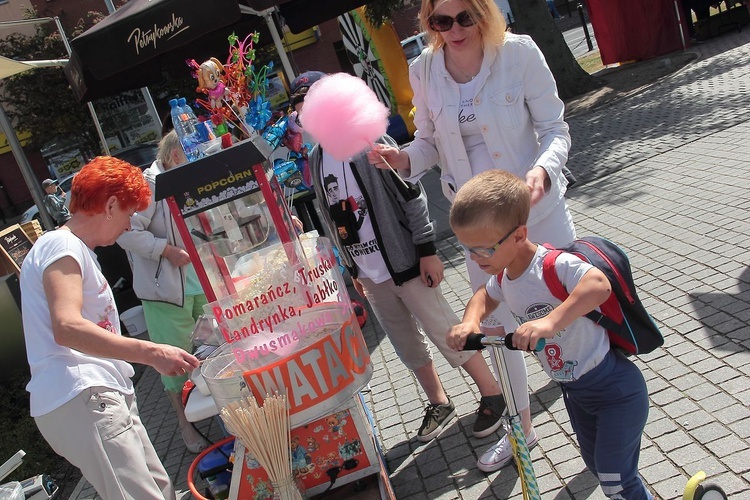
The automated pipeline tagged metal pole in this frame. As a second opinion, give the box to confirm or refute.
[53,17,111,155]
[0,102,56,231]
[264,11,296,84]
[239,5,296,84]
[102,0,162,131]
[577,3,594,51]
[673,0,688,50]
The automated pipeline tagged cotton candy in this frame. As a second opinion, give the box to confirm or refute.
[299,73,389,161]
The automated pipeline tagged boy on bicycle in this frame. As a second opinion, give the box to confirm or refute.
[447,170,652,499]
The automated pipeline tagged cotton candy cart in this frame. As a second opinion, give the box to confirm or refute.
[154,137,394,499]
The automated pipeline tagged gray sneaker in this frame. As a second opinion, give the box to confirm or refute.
[472,395,506,438]
[417,398,456,442]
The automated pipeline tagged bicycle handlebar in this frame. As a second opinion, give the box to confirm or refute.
[463,332,546,352]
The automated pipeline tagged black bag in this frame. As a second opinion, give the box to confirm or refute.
[542,236,664,355]
[562,165,577,188]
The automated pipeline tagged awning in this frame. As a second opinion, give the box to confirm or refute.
[65,0,369,102]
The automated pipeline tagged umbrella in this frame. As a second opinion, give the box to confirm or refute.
[269,0,369,34]
[65,0,247,101]
[65,0,368,102]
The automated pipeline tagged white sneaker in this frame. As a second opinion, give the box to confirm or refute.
[477,428,538,473]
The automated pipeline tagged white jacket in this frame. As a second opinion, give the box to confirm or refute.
[117,160,186,306]
[405,33,571,227]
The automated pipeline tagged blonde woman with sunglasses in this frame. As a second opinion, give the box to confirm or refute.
[369,0,576,473]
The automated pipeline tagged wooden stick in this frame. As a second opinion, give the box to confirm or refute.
[220,393,300,498]
[376,152,410,190]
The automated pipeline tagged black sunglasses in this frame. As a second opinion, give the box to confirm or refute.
[428,11,477,32]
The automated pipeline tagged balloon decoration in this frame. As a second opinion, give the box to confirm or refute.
[186,32,285,144]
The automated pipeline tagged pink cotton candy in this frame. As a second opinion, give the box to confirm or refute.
[299,73,389,161]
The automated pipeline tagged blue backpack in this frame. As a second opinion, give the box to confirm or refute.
[542,236,664,355]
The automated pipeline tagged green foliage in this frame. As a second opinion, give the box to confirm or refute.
[0,9,105,158]
[364,0,407,27]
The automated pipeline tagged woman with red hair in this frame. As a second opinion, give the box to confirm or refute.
[20,156,199,499]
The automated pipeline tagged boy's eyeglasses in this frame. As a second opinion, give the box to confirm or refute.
[461,225,519,258]
[428,11,476,32]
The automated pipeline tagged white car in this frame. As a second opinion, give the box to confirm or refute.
[401,32,427,65]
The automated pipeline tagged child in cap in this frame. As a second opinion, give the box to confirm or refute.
[447,170,651,498]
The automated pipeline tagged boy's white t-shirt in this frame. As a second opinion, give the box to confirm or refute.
[485,245,611,383]
[20,230,134,417]
[319,151,390,283]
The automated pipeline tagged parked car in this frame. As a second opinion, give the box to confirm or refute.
[19,142,159,224]
[401,32,427,65]
[110,142,159,170]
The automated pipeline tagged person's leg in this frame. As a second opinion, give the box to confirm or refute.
[127,392,177,500]
[547,0,561,19]
[413,360,448,405]
[142,298,209,452]
[395,277,498,392]
[359,277,455,441]
[592,355,651,499]
[397,276,503,436]
[465,256,531,431]
[358,277,447,405]
[565,352,651,499]
[561,386,597,475]
[35,387,175,500]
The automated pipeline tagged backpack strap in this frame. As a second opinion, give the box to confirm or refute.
[542,250,568,301]
[542,248,622,331]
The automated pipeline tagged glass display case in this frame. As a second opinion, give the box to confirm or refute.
[154,135,301,302]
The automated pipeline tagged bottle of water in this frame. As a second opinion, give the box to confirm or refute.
[169,98,201,162]
[178,98,213,143]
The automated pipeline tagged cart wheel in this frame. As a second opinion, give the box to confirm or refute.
[693,484,728,500]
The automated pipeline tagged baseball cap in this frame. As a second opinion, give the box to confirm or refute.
[42,179,56,188]
[289,71,326,108]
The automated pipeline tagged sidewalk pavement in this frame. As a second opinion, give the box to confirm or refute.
[72,28,750,500]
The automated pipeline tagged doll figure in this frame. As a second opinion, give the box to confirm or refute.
[197,57,230,109]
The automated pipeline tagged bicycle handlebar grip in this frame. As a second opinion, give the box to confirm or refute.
[504,332,546,352]
[462,333,486,351]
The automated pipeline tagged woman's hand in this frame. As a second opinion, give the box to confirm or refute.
[149,343,200,377]
[526,166,551,206]
[162,244,191,267]
[367,144,411,171]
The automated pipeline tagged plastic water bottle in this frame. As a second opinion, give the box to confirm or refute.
[169,98,201,161]
[178,98,213,143]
